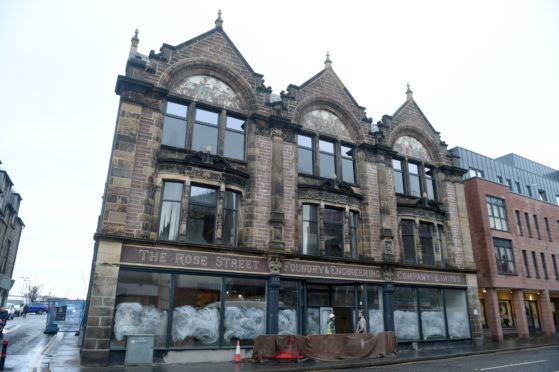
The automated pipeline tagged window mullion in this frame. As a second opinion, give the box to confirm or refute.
[186,102,196,149]
[218,109,226,155]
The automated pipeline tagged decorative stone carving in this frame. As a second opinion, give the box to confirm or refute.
[268,256,282,275]
[302,109,351,141]
[172,75,242,110]
[382,265,394,281]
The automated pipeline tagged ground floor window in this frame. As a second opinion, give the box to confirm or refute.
[111,269,266,349]
[394,286,470,341]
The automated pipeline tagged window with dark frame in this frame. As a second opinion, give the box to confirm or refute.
[531,251,540,278]
[323,207,344,257]
[493,238,515,275]
[393,159,405,194]
[419,222,435,266]
[298,135,314,175]
[401,220,416,264]
[522,250,530,277]
[161,101,246,161]
[526,185,533,197]
[533,215,541,240]
[319,140,336,179]
[552,254,559,280]
[349,211,359,259]
[437,225,445,267]
[392,158,437,200]
[515,210,523,236]
[497,176,503,184]
[538,189,547,202]
[341,145,355,184]
[524,213,533,238]
[541,253,549,279]
[506,179,512,190]
[158,181,184,241]
[544,217,552,242]
[222,190,239,247]
[185,185,218,244]
[515,181,521,194]
[302,204,319,255]
[468,168,484,178]
[486,196,508,231]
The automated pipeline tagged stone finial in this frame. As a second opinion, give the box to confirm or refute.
[129,29,139,56]
[215,9,223,29]
[406,82,414,101]
[324,51,332,69]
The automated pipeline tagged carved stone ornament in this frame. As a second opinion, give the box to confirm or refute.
[384,239,393,253]
[382,265,394,281]
[268,256,282,274]
[270,128,283,138]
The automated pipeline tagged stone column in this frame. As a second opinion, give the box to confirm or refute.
[539,289,556,336]
[512,290,529,338]
[269,129,285,250]
[266,275,281,334]
[81,241,122,366]
[485,289,503,341]
[382,278,395,332]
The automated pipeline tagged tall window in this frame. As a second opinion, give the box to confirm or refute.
[522,250,530,277]
[323,207,344,257]
[538,189,547,202]
[541,253,549,279]
[161,101,246,161]
[393,159,405,194]
[298,135,314,174]
[222,191,239,246]
[162,102,188,148]
[497,176,503,184]
[419,222,435,266]
[319,140,336,179]
[158,182,184,240]
[341,145,355,183]
[515,211,523,236]
[349,211,359,259]
[524,213,532,238]
[401,220,416,264]
[526,185,533,197]
[437,225,445,266]
[224,116,245,160]
[302,204,319,255]
[515,182,521,193]
[392,159,437,200]
[425,167,436,199]
[506,179,512,190]
[552,254,559,280]
[544,217,552,242]
[408,163,421,197]
[186,185,217,244]
[533,215,541,240]
[531,251,540,278]
[486,196,508,231]
[493,238,515,275]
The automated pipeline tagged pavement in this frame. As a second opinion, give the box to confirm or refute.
[42,332,559,371]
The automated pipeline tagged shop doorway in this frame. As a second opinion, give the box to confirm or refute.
[319,307,333,334]
[525,300,541,331]
[551,299,559,332]
[498,300,514,328]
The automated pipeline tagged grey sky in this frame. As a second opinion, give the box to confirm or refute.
[1,0,558,298]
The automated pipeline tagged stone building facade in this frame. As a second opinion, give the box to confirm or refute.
[451,147,559,341]
[82,14,481,366]
[0,162,24,306]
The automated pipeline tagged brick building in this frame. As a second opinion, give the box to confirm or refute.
[0,162,24,306]
[451,147,559,341]
[82,14,482,365]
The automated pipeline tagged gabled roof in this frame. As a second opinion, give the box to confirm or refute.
[160,28,255,74]
[392,98,439,135]
[299,67,366,111]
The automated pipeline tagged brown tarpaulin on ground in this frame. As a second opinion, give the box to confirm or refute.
[252,331,396,361]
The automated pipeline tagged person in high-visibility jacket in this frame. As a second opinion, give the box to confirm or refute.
[326,313,336,334]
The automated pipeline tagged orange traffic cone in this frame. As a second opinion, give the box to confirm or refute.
[232,340,242,362]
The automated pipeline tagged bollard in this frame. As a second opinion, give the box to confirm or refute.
[0,340,8,370]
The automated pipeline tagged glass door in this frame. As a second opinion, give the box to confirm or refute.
[525,300,541,331]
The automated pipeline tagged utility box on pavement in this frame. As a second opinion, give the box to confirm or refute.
[124,335,154,365]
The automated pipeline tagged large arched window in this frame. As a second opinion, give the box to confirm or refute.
[161,75,246,161]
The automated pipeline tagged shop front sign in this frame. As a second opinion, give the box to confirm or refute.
[120,245,269,274]
[281,259,384,281]
[393,268,467,286]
